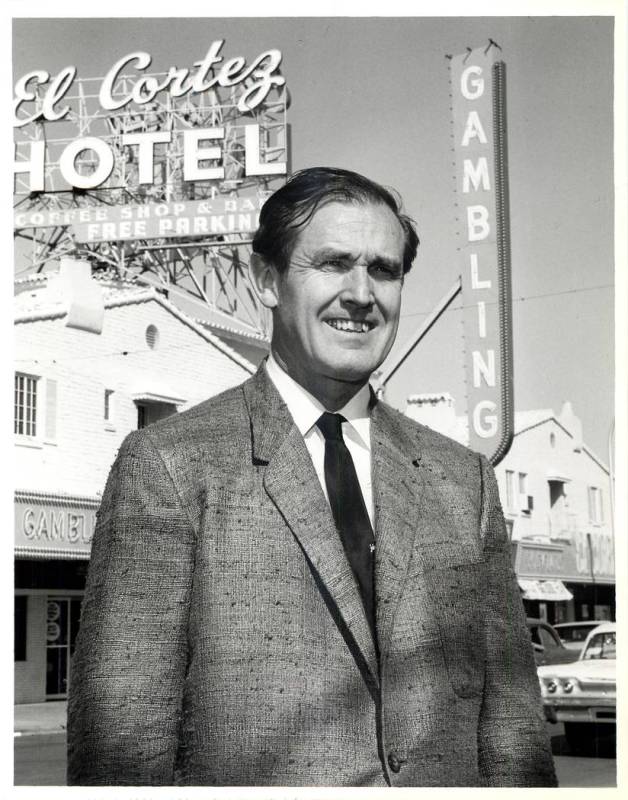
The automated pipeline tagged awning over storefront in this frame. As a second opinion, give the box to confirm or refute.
[518,579,573,602]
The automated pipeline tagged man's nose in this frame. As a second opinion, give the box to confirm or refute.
[340,265,374,306]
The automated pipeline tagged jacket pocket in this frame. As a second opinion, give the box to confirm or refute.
[423,561,487,698]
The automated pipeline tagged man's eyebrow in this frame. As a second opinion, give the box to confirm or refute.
[312,247,353,261]
[312,247,401,270]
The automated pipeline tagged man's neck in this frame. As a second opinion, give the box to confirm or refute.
[269,349,369,412]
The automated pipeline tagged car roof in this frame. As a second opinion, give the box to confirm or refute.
[586,622,616,634]
[554,620,607,628]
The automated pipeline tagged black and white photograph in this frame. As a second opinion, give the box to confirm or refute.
[9,2,624,792]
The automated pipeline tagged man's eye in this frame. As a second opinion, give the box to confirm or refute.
[320,258,345,269]
[372,263,400,279]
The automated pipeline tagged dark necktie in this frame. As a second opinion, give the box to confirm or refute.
[316,412,377,643]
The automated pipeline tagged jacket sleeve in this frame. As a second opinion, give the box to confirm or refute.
[67,430,196,786]
[476,455,558,787]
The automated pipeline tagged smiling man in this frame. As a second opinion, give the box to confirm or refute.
[68,167,557,787]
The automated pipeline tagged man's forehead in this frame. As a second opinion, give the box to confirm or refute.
[293,199,404,249]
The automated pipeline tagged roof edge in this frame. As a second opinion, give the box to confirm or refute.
[15,287,257,376]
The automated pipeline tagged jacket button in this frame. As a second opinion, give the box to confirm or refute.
[388,752,402,773]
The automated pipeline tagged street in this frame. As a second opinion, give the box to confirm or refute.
[548,722,616,787]
[14,725,616,787]
[14,733,67,786]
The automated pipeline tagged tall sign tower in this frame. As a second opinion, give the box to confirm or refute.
[449,43,513,464]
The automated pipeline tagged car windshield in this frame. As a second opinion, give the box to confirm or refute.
[558,625,596,642]
[582,631,616,660]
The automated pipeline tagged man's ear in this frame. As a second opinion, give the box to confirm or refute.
[249,252,280,309]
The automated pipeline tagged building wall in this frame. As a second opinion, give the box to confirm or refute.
[495,418,612,558]
[15,298,253,497]
[495,417,614,623]
[15,594,46,704]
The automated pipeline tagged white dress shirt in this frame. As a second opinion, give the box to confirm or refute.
[265,353,374,525]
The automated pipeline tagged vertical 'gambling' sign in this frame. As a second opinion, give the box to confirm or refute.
[450,45,514,465]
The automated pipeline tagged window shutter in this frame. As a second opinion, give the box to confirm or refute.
[45,379,57,440]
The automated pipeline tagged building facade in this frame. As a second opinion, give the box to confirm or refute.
[406,396,614,626]
[14,261,262,703]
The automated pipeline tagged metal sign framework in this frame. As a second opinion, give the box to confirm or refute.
[14,68,289,337]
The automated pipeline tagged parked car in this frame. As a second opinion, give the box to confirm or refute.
[537,622,616,755]
[553,620,607,652]
[526,618,580,666]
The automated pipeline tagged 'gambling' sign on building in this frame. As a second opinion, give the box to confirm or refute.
[449,45,514,465]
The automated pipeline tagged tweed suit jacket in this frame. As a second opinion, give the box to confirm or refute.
[67,365,557,787]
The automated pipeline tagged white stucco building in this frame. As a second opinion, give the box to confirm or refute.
[14,260,265,703]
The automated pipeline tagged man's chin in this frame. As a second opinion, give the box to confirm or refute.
[321,361,379,386]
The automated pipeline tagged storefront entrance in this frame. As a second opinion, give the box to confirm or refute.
[46,596,82,699]
[15,559,88,704]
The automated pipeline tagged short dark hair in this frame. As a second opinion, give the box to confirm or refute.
[252,166,419,274]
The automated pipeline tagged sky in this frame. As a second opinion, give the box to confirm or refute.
[10,10,617,458]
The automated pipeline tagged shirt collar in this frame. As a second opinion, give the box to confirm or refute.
[265,353,371,448]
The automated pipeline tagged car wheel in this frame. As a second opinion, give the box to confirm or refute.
[564,722,615,756]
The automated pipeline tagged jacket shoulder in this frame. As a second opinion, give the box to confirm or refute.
[108,379,255,535]
[376,399,481,466]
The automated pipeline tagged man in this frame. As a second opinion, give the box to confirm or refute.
[68,167,557,787]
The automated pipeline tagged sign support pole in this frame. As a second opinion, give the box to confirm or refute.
[376,278,462,396]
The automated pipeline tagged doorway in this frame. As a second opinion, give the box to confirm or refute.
[45,596,82,699]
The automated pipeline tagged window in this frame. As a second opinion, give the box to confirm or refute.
[528,622,560,650]
[505,470,516,511]
[145,324,159,349]
[588,486,604,524]
[136,400,177,429]
[538,626,559,650]
[548,480,565,509]
[505,470,532,514]
[518,472,527,495]
[14,373,38,436]
[582,630,615,661]
[15,596,27,661]
[518,472,532,514]
[104,389,114,422]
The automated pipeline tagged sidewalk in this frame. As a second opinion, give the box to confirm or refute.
[14,701,67,736]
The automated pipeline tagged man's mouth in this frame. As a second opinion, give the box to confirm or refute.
[326,319,374,333]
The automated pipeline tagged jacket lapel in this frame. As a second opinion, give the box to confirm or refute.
[371,402,450,658]
[370,403,420,657]
[243,367,380,691]
[372,401,484,664]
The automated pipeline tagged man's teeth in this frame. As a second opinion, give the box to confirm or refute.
[327,319,372,333]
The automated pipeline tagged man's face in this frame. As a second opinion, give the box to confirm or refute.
[269,200,406,397]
